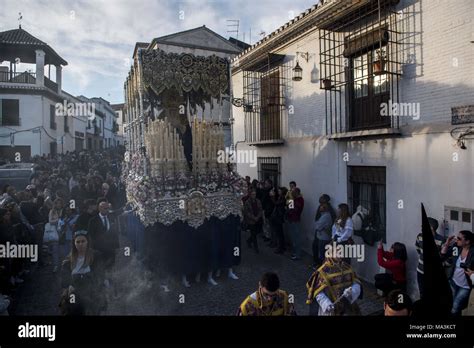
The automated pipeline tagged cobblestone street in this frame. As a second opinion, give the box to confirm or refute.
[12,232,384,316]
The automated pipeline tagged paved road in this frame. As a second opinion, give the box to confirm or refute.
[12,233,384,316]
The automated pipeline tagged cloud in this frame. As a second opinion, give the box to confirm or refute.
[0,0,316,103]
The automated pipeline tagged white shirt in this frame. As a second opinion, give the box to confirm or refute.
[69,177,79,191]
[332,218,353,243]
[99,213,110,232]
[316,282,361,315]
[72,255,91,275]
[453,255,470,289]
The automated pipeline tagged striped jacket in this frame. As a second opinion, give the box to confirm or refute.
[415,232,446,274]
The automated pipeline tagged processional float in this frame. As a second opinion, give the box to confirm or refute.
[122,47,244,279]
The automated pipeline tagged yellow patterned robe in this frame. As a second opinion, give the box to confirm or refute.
[238,289,295,316]
[306,259,361,315]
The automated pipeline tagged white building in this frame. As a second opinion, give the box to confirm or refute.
[0,27,89,159]
[90,97,119,149]
[231,0,474,300]
[76,95,120,150]
[111,103,126,146]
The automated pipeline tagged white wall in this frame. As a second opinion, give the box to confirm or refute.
[231,0,474,299]
[0,93,78,156]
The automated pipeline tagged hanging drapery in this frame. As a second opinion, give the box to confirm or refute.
[141,49,230,99]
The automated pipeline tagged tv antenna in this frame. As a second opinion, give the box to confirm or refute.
[226,19,239,40]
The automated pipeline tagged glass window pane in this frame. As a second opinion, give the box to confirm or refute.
[353,53,368,98]
[374,74,388,94]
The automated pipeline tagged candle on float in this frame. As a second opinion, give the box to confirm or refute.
[169,128,173,161]
[175,132,179,160]
[211,128,215,159]
[202,122,206,160]
[169,126,173,161]
[198,121,202,159]
[172,129,177,161]
[176,130,179,160]
[207,128,211,161]
[192,118,195,150]
[157,126,161,156]
[168,125,172,160]
[164,124,168,159]
[151,121,155,160]
[160,121,164,160]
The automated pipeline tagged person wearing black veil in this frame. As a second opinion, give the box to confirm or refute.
[412,204,452,317]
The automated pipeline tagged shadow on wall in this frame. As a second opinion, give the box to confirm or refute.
[280,76,473,299]
[398,0,424,79]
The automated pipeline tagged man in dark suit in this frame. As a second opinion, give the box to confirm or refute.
[19,191,43,226]
[87,201,119,278]
[74,199,97,232]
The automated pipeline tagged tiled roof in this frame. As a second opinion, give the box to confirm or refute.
[233,2,322,61]
[233,0,383,62]
[0,27,68,65]
[0,28,47,46]
[150,25,242,53]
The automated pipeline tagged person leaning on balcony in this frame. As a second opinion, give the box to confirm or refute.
[440,230,474,316]
[374,241,407,296]
[287,187,304,261]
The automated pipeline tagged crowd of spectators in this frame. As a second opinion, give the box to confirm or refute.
[0,148,126,315]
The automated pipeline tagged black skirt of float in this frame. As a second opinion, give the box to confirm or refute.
[135,214,241,276]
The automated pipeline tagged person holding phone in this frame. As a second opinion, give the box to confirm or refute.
[374,240,407,296]
[441,230,474,316]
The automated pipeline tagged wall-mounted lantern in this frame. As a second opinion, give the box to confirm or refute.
[292,61,303,81]
[292,52,310,82]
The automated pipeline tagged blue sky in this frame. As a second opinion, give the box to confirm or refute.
[0,0,316,104]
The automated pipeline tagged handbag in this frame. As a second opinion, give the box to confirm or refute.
[43,223,59,243]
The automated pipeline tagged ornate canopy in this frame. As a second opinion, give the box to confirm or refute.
[141,49,230,99]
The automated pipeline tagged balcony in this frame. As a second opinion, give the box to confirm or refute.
[94,125,101,136]
[318,0,403,139]
[44,76,58,93]
[0,70,59,93]
[242,59,291,146]
[0,70,36,84]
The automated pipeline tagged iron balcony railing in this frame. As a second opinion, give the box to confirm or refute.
[44,77,59,93]
[0,71,59,93]
[0,71,36,84]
